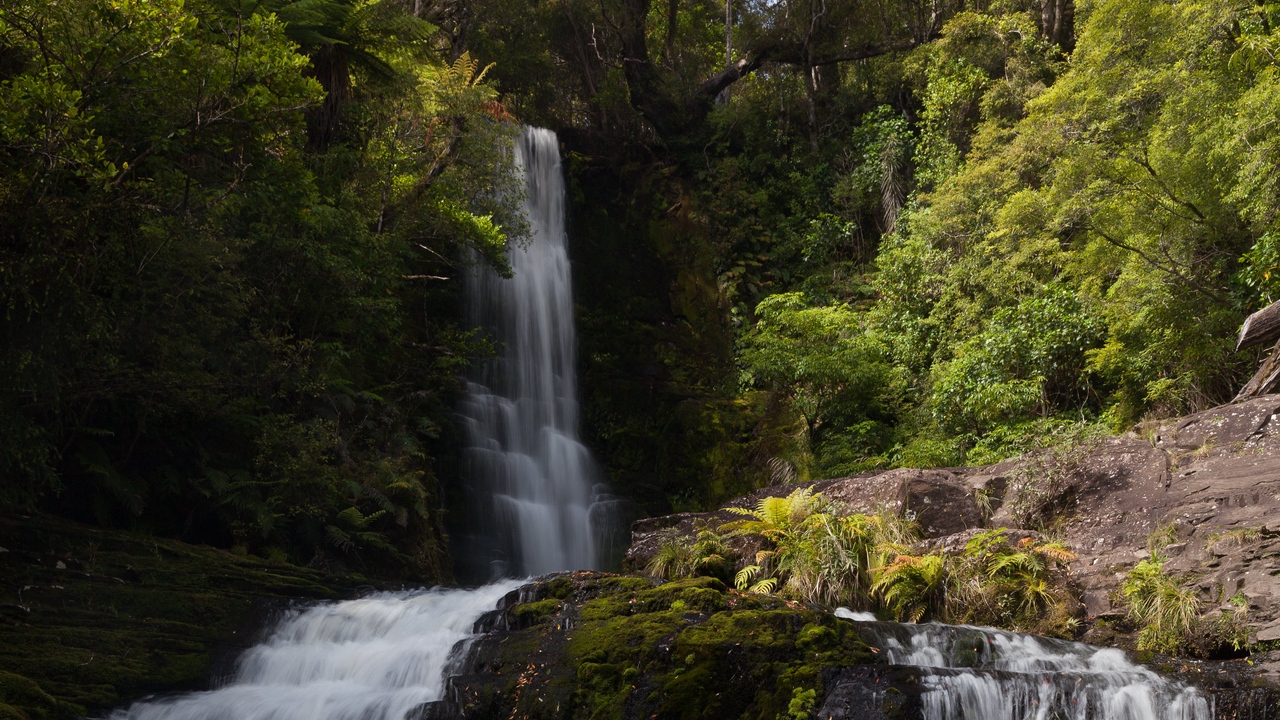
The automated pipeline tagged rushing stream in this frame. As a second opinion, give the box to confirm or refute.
[844,617,1214,720]
[109,128,1219,719]
[109,582,521,720]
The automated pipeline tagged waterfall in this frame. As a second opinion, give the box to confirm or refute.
[108,581,522,720]
[844,620,1213,720]
[456,126,611,579]
[105,126,1221,720]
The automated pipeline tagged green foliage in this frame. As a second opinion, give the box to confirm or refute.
[716,488,1078,631]
[645,529,733,585]
[723,489,915,608]
[741,294,901,473]
[873,529,1078,633]
[931,287,1105,436]
[452,0,1280,527]
[0,0,519,577]
[1121,553,1201,654]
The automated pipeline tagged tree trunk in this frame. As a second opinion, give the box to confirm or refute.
[803,61,819,153]
[718,0,731,103]
[1039,0,1074,50]
[306,46,351,151]
[666,0,679,66]
[1237,299,1280,351]
[1235,337,1280,401]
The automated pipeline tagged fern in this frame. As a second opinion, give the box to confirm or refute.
[735,564,764,591]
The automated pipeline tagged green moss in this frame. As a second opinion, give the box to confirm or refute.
[543,576,575,599]
[0,514,368,717]
[512,598,562,626]
[453,572,874,720]
[0,671,61,720]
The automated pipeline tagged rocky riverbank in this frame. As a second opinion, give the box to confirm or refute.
[426,572,1280,719]
[14,396,1280,718]
[626,394,1280,683]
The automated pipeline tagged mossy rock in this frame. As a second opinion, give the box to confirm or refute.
[511,598,563,627]
[427,572,874,720]
[0,514,380,717]
[0,671,63,720]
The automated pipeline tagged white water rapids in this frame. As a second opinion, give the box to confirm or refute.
[107,127,1219,720]
[848,620,1214,720]
[109,581,521,720]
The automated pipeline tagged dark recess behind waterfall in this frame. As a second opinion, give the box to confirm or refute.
[442,131,676,583]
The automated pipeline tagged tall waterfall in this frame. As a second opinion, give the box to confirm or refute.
[109,582,522,720]
[456,127,608,579]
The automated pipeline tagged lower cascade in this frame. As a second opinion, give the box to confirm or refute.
[109,582,521,720]
[846,618,1213,720]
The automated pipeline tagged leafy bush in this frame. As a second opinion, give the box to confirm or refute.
[1120,553,1201,654]
[740,294,901,473]
[646,529,734,586]
[873,529,1078,633]
[931,287,1106,436]
[720,488,1078,632]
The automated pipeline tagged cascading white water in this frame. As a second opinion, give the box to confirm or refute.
[456,127,608,578]
[108,581,521,720]
[849,620,1213,720]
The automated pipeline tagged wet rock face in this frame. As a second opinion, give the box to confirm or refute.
[817,666,925,719]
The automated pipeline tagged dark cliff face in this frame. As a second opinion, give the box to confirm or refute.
[419,572,913,720]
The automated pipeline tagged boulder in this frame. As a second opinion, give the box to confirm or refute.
[815,468,984,537]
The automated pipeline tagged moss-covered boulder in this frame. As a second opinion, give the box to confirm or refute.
[423,572,905,720]
[0,514,374,718]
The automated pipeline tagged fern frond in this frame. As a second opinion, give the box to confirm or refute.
[1033,542,1077,563]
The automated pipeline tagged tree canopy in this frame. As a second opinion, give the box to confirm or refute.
[4,0,1280,562]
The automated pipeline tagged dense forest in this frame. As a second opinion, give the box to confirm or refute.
[2,0,1279,576]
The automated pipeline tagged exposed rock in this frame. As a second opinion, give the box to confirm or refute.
[1061,396,1280,625]
[817,468,984,537]
[624,394,1280,655]
[816,666,925,719]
